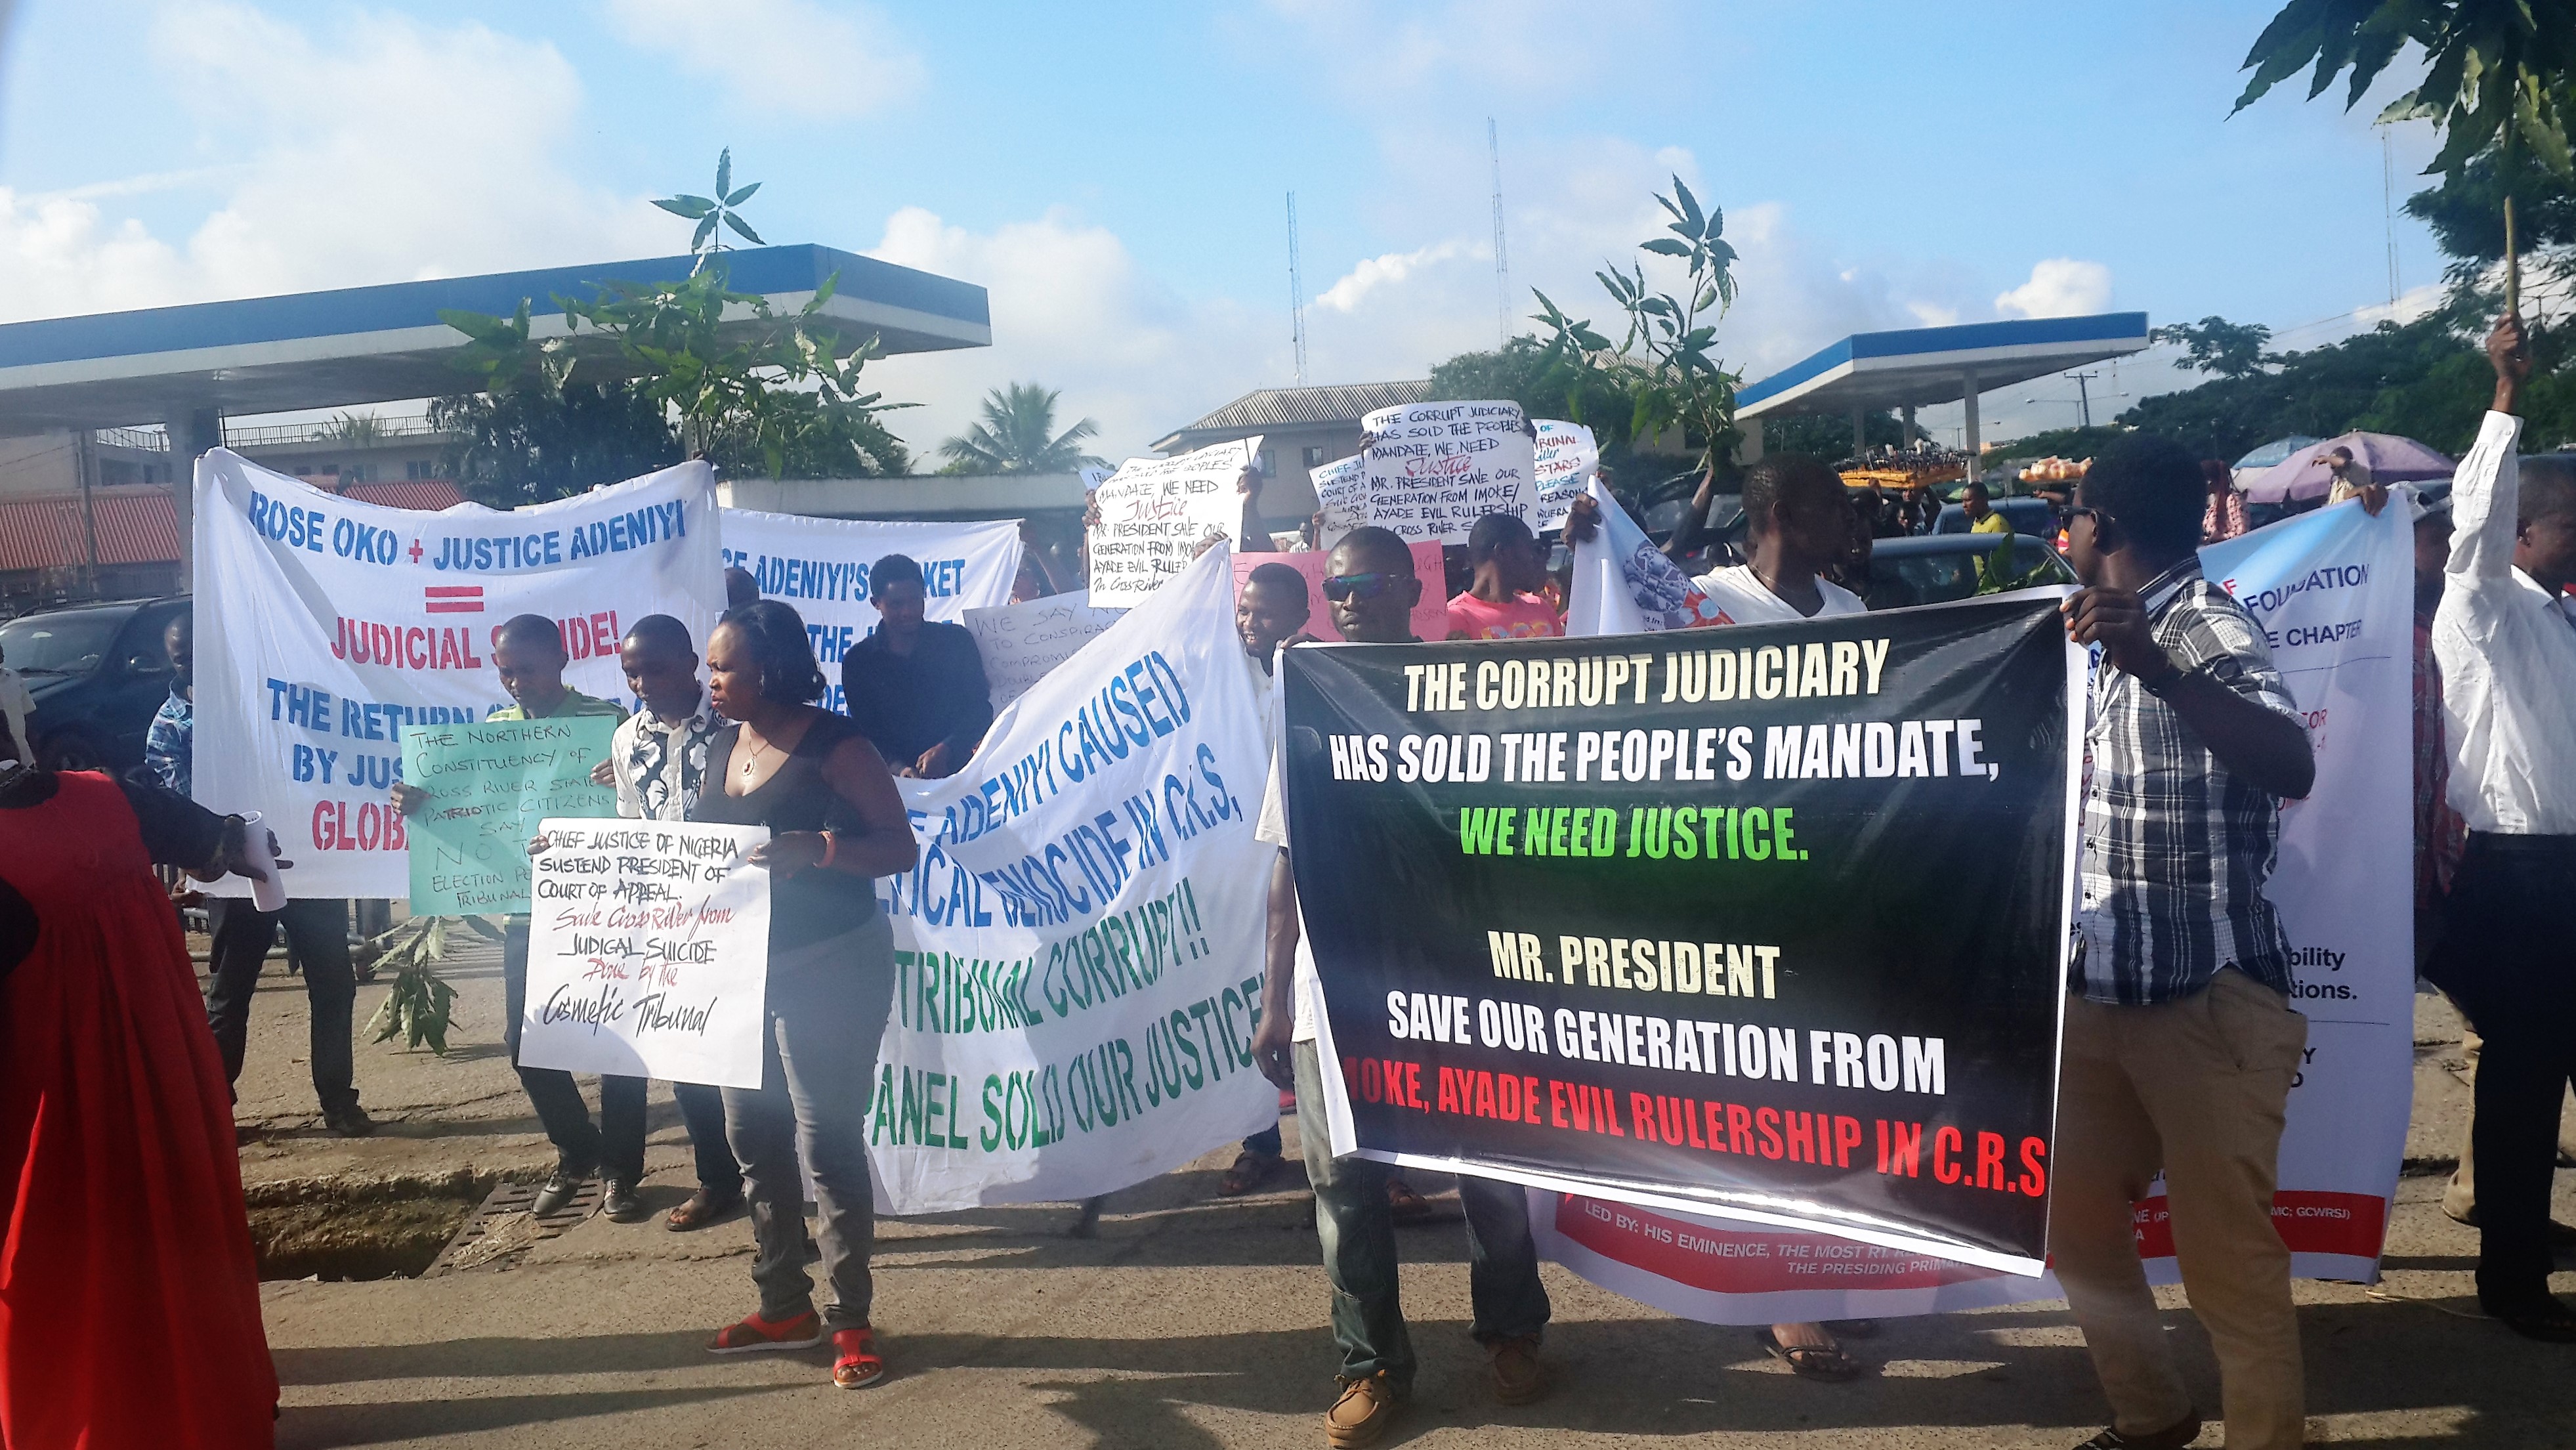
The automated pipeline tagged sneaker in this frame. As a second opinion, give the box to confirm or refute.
[531,1168,591,1218]
[322,1104,375,1138]
[2072,1413,2202,1449]
[601,1178,646,1222]
[1487,1333,1546,1405]
[1324,1372,1403,1449]
[707,1309,824,1354]
[830,1327,887,1389]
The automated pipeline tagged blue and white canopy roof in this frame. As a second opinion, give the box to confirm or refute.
[1737,313,2150,419]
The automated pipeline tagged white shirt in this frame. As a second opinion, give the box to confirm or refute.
[1255,668,1326,1042]
[0,666,30,765]
[1691,563,1866,624]
[2433,410,2576,836]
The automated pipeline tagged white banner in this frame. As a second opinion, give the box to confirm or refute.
[1532,419,1598,530]
[1086,439,1260,607]
[1360,400,1536,544]
[520,819,773,1090]
[866,548,1279,1212]
[719,508,1022,713]
[1536,500,2415,1320]
[1311,452,1368,550]
[961,595,1126,712]
[1563,478,1729,636]
[192,450,723,899]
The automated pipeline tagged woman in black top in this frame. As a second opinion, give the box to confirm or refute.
[691,601,918,1389]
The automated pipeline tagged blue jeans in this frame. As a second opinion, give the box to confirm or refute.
[1293,1040,1549,1387]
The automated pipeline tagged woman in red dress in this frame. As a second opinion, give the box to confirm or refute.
[0,761,282,1448]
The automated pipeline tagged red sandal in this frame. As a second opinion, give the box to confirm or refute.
[831,1327,887,1389]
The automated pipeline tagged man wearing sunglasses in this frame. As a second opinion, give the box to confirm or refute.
[2052,436,2317,1450]
[1250,527,1552,1447]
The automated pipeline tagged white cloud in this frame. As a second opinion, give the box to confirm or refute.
[864,205,1277,463]
[1314,240,1475,313]
[1994,258,2113,319]
[0,3,671,344]
[2355,280,2445,328]
[602,0,922,120]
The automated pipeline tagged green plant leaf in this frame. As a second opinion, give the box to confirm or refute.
[715,147,734,199]
[655,195,715,219]
[725,181,761,206]
[1639,237,1693,257]
[723,212,766,246]
[693,213,719,251]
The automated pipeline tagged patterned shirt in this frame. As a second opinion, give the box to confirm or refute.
[613,695,718,822]
[144,685,193,796]
[2073,558,2302,1005]
[2201,489,2250,544]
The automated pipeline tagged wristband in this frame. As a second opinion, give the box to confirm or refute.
[818,830,837,869]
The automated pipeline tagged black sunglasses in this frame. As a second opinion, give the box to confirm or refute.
[1321,571,1399,603]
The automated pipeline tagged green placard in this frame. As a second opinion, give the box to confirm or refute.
[401,716,619,914]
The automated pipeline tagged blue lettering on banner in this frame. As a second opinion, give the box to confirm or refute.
[425,500,687,573]
[2231,563,2369,617]
[2273,618,2366,649]
[736,553,976,605]
[246,490,328,553]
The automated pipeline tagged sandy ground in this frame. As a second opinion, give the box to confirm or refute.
[215,937,2576,1449]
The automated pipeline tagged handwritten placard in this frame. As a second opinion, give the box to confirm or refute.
[961,595,1127,710]
[1230,544,1448,643]
[1086,437,1262,607]
[1532,419,1598,529]
[518,819,772,1089]
[400,717,618,914]
[1360,400,1535,544]
[1310,452,1369,550]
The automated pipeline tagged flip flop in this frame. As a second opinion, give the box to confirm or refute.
[1217,1151,1281,1197]
[1758,1327,1862,1382]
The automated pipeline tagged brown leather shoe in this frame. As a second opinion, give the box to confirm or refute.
[1325,1371,1403,1448]
[1487,1333,1546,1405]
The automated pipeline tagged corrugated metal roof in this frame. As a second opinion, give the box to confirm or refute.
[0,488,178,570]
[339,480,465,511]
[1162,380,1431,440]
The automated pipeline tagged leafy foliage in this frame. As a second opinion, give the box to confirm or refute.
[652,146,765,268]
[936,383,1105,475]
[434,155,912,489]
[429,374,681,507]
[2403,146,2576,283]
[1531,176,1745,475]
[1761,409,1913,460]
[2152,316,2279,377]
[362,915,498,1055]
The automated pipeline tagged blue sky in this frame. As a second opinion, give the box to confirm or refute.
[0,1,2447,459]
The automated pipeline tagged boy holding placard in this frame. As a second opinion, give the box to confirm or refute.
[392,614,630,1218]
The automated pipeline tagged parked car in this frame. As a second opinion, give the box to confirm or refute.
[0,595,190,771]
[1862,534,2076,611]
[1932,496,2059,540]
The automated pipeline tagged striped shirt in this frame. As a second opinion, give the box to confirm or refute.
[2073,558,2301,1005]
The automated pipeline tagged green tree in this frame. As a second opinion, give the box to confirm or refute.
[2235,0,2575,311]
[1760,410,1911,461]
[2151,316,2278,378]
[428,376,681,508]
[1531,176,1746,477]
[935,383,1105,475]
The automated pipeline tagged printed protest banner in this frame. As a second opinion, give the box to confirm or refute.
[519,819,772,1090]
[1229,544,1449,643]
[1532,420,1599,530]
[962,595,1128,711]
[1361,400,1537,544]
[867,547,1279,1213]
[192,449,723,899]
[399,717,618,914]
[1563,479,1731,635]
[1282,596,2085,1275]
[1531,501,2413,1321]
[720,509,1023,713]
[1311,453,1369,549]
[1086,439,1262,607]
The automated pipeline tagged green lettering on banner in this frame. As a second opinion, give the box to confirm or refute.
[400,716,617,914]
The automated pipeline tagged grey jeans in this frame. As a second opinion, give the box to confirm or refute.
[1294,1039,1550,1388]
[721,914,897,1331]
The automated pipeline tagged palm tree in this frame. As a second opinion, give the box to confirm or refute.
[938,383,1107,475]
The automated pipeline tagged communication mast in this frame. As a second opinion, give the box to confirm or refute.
[1489,119,1511,349]
[1286,192,1308,387]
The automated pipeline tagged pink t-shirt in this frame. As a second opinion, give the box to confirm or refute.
[1447,590,1565,640]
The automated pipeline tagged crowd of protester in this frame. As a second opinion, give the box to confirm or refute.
[2,307,2568,1450]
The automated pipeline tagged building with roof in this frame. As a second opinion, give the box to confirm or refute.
[1152,379,1429,522]
[0,242,990,593]
[1735,313,2151,464]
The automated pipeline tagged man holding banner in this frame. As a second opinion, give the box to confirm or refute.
[2052,437,2317,1450]
[1252,526,1553,1449]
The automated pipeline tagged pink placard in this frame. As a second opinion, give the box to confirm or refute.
[1232,544,1450,642]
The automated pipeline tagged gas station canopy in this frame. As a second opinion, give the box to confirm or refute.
[0,243,990,433]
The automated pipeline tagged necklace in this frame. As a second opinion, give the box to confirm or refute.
[739,729,776,779]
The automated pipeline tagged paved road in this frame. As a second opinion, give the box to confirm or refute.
[219,938,2576,1448]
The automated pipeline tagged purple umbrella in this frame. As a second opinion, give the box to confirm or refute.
[2240,431,2455,503]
